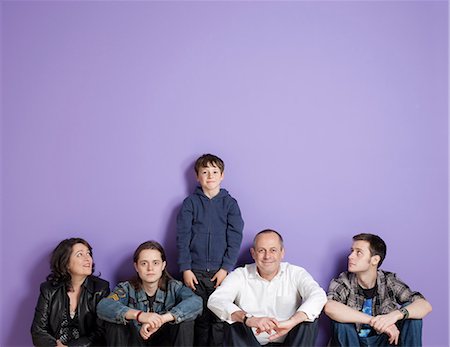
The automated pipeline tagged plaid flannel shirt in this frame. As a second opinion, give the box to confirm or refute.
[327,270,424,331]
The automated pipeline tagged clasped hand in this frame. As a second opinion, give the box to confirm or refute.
[248,316,296,342]
[369,312,400,345]
[138,312,165,340]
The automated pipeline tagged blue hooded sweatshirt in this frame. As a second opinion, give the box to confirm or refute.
[176,187,244,273]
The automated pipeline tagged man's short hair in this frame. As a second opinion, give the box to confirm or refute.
[253,229,284,249]
[194,154,225,175]
[353,233,387,267]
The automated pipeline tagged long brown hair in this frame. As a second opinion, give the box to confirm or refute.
[130,241,173,291]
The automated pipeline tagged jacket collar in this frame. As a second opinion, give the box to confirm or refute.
[348,269,385,291]
[136,286,166,303]
[82,276,95,294]
[50,276,92,292]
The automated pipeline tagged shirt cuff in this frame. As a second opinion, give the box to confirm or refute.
[296,306,316,321]
[222,303,242,323]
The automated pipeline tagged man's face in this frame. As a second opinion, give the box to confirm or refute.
[348,240,377,274]
[251,232,285,280]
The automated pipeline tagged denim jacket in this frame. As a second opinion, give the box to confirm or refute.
[97,279,202,332]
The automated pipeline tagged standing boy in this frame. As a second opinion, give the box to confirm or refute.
[177,153,245,346]
[324,233,432,346]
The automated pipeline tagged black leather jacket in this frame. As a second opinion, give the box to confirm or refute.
[31,276,110,347]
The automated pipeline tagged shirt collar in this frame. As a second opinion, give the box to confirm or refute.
[350,269,385,293]
[248,262,287,281]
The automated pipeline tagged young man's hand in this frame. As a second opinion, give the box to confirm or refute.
[140,323,159,340]
[211,268,228,288]
[384,324,400,345]
[140,312,164,329]
[183,270,198,291]
[370,311,401,333]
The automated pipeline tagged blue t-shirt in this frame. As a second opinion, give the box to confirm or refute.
[359,298,373,337]
[358,285,377,337]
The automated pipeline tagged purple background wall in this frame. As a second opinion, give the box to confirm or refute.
[1,1,448,346]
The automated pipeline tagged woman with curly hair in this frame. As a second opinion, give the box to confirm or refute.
[31,238,110,346]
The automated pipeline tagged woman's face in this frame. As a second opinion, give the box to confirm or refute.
[134,249,166,286]
[68,243,93,278]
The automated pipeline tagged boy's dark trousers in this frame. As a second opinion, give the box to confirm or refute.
[193,269,224,347]
[223,320,319,347]
[104,320,195,346]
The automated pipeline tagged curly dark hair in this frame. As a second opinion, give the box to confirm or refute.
[130,241,173,292]
[46,238,95,290]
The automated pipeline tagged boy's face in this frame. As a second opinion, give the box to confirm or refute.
[196,162,224,194]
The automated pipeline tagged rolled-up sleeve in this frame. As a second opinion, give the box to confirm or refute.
[327,276,349,303]
[296,269,327,321]
[207,270,243,323]
[97,283,131,325]
[388,273,425,305]
[168,285,203,323]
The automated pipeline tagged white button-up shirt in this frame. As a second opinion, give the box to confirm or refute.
[207,262,327,345]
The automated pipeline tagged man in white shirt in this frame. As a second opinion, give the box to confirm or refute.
[207,229,327,346]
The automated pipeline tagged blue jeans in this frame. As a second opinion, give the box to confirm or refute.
[330,320,422,347]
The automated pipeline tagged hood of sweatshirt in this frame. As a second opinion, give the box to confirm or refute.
[193,186,230,200]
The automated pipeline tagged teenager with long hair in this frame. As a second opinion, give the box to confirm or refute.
[97,240,202,346]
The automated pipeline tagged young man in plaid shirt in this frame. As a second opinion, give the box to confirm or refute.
[325,233,432,346]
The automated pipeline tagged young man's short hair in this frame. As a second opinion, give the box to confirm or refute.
[194,154,225,174]
[353,233,387,267]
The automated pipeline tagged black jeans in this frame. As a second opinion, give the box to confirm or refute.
[104,320,195,346]
[193,269,224,347]
[223,320,319,347]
